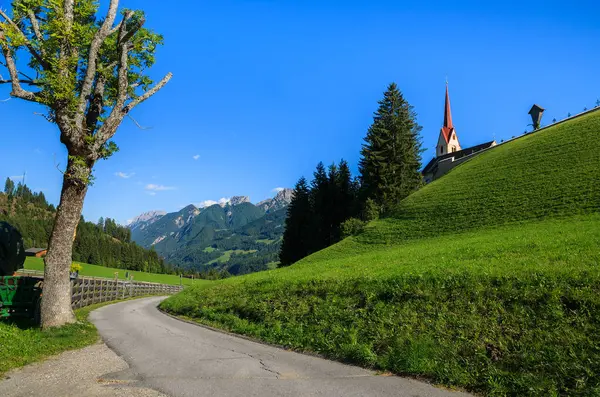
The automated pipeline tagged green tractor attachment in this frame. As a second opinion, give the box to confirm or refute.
[0,275,42,320]
[0,222,42,321]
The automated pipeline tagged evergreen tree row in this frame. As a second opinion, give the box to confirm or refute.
[279,160,359,266]
[1,178,176,275]
[279,83,423,266]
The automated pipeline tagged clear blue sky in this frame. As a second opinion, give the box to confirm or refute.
[1,0,599,224]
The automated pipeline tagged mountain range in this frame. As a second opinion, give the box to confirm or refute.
[128,189,293,275]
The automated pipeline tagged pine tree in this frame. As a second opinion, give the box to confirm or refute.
[279,177,313,267]
[334,160,357,233]
[359,83,423,213]
[4,178,15,196]
[310,162,331,250]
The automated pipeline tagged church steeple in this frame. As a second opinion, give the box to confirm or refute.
[443,83,453,130]
[437,82,461,157]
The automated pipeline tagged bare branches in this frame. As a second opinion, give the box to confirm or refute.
[0,31,40,102]
[127,114,152,130]
[0,60,37,81]
[0,9,50,70]
[123,72,172,113]
[93,71,172,153]
[75,0,121,129]
[0,79,37,85]
[34,111,54,123]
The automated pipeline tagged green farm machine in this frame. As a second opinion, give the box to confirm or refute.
[0,222,42,321]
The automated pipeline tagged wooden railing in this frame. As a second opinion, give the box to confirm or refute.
[70,278,183,309]
[13,269,183,309]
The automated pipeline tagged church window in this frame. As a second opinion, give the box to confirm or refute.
[452,147,456,152]
[440,146,444,154]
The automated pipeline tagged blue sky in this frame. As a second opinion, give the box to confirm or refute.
[1,0,599,224]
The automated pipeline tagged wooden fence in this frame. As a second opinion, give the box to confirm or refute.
[14,269,183,310]
[70,278,183,309]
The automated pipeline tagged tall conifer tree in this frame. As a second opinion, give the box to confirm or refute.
[359,83,423,212]
[310,162,331,250]
[4,178,15,196]
[335,160,357,233]
[279,177,312,267]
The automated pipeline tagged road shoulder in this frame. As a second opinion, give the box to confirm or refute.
[0,342,166,397]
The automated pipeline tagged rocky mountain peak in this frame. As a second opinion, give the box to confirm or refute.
[256,188,293,212]
[127,210,166,231]
[274,188,293,203]
[229,196,251,206]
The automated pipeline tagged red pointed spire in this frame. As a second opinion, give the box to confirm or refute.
[441,83,455,143]
[444,83,453,129]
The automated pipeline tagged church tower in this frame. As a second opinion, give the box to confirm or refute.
[436,84,461,157]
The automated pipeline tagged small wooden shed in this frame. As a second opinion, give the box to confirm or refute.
[25,248,47,258]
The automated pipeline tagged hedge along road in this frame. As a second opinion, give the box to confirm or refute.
[90,297,471,397]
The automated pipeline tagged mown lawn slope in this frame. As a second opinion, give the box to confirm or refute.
[24,257,196,286]
[162,110,600,396]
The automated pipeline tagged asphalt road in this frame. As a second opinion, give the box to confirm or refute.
[90,297,472,397]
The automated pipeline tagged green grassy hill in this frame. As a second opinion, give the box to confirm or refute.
[162,110,600,396]
[24,257,196,286]
[361,110,599,244]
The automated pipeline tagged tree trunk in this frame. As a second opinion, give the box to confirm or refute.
[41,157,92,328]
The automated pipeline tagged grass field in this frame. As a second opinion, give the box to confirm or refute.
[162,110,600,396]
[24,257,196,286]
[206,249,258,265]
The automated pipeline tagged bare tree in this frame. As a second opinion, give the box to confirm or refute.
[0,0,172,327]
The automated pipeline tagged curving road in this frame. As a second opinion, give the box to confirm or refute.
[90,297,471,397]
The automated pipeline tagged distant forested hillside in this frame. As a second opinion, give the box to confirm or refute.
[130,190,293,276]
[1,178,175,274]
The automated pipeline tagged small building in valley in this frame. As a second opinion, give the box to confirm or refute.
[25,248,47,258]
[423,84,496,183]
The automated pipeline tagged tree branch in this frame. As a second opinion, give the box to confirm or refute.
[115,11,135,110]
[84,74,107,133]
[0,31,40,102]
[27,10,44,49]
[0,60,36,81]
[127,114,152,130]
[0,79,37,85]
[75,0,120,129]
[123,72,172,113]
[0,9,50,70]
[93,72,172,153]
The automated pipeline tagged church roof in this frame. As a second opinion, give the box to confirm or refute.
[440,84,454,143]
[422,141,496,175]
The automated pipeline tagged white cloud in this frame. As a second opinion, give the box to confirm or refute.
[9,175,25,180]
[145,191,157,196]
[145,184,175,192]
[272,187,285,193]
[196,197,230,208]
[192,154,200,160]
[115,172,135,179]
[197,200,217,208]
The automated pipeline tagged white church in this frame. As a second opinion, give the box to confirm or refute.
[422,84,496,183]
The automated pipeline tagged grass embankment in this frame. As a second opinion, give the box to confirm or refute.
[1,300,128,376]
[357,109,599,246]
[162,110,600,396]
[24,257,194,286]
